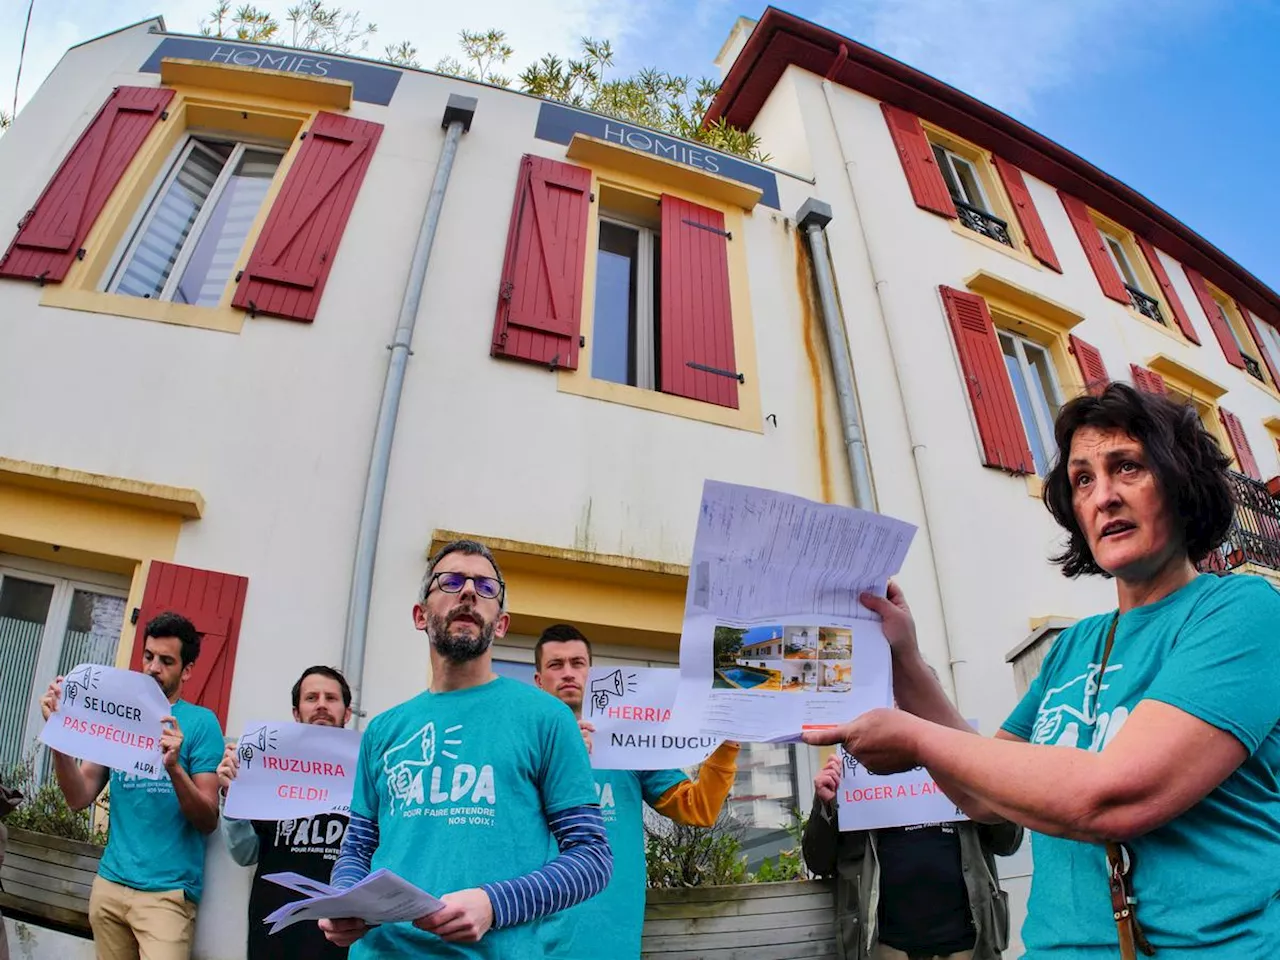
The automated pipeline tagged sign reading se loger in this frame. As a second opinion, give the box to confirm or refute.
[140,37,403,105]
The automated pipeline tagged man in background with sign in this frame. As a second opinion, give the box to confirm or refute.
[802,749,1022,959]
[534,623,740,960]
[218,665,355,959]
[39,612,223,960]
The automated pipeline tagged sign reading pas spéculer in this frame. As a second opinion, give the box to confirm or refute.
[534,102,781,210]
[140,36,403,106]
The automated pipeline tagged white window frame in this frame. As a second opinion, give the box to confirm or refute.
[932,143,991,213]
[597,215,659,391]
[105,134,285,303]
[1100,230,1142,292]
[999,330,1062,474]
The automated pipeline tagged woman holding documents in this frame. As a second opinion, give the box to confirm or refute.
[806,382,1280,959]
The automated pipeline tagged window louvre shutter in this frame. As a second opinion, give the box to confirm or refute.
[1058,192,1129,304]
[1068,334,1110,396]
[1219,408,1260,479]
[992,157,1060,271]
[128,561,248,728]
[1234,301,1280,388]
[1133,237,1199,344]
[660,195,739,408]
[232,112,382,323]
[490,154,592,370]
[881,104,956,219]
[1129,363,1168,396]
[939,285,1034,474]
[1183,266,1244,369]
[0,86,173,283]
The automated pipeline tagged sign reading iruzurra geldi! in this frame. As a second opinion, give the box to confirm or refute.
[139,36,403,105]
[38,664,172,778]
[533,102,781,209]
[224,720,361,820]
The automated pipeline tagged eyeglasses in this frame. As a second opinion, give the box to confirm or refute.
[427,571,505,601]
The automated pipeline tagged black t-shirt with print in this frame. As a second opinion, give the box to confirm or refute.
[875,821,976,956]
[247,813,349,960]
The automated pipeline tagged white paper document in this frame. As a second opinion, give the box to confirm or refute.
[262,869,444,933]
[38,664,172,778]
[672,481,917,743]
[586,667,720,771]
[224,721,361,821]
[836,745,969,832]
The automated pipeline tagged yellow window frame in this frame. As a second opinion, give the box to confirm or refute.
[555,138,763,432]
[1145,353,1236,466]
[1202,281,1278,395]
[1088,210,1188,345]
[40,64,349,334]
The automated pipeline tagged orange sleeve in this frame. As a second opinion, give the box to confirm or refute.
[650,742,740,827]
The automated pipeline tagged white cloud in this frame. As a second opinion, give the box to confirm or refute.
[816,0,1219,117]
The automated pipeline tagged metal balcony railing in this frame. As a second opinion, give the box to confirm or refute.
[1126,284,1166,326]
[1242,354,1266,384]
[955,201,1013,247]
[1198,470,1280,573]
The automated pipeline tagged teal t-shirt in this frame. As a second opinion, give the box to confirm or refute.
[559,768,687,959]
[349,677,598,959]
[98,698,224,902]
[1002,574,1280,957]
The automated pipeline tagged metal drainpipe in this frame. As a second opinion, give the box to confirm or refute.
[342,94,477,726]
[796,198,877,512]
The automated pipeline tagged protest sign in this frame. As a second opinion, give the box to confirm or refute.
[836,741,971,832]
[39,664,170,777]
[224,721,361,820]
[671,481,915,743]
[586,666,719,770]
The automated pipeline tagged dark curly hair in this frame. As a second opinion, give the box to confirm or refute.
[144,611,203,667]
[1042,382,1234,578]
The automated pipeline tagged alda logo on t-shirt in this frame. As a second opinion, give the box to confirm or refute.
[594,780,617,823]
[383,722,496,821]
[1031,660,1129,752]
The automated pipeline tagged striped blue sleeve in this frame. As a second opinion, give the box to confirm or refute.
[330,812,379,889]
[481,804,612,929]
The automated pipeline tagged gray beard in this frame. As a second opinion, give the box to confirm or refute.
[428,613,495,663]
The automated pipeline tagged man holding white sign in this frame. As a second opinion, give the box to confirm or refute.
[218,665,355,960]
[534,624,740,960]
[39,612,223,960]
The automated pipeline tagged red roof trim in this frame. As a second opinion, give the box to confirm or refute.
[707,7,1280,327]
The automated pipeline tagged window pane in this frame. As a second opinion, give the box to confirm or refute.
[1001,336,1051,475]
[173,148,282,306]
[932,144,963,205]
[115,142,231,300]
[592,222,639,386]
[953,156,985,210]
[1105,237,1138,288]
[55,591,125,677]
[729,741,800,866]
[492,659,536,685]
[0,577,54,771]
[1025,342,1061,461]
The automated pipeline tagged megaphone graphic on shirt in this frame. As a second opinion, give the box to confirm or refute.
[238,725,277,767]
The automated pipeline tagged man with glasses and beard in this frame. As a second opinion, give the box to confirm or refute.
[217,666,355,959]
[321,539,612,958]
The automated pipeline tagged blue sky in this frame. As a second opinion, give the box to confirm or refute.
[3,0,1277,292]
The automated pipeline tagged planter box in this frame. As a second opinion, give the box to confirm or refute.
[0,827,102,931]
[642,879,836,958]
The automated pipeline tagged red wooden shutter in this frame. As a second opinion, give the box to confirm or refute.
[1058,192,1129,304]
[938,286,1034,473]
[1134,237,1199,344]
[490,154,591,370]
[1129,364,1168,396]
[881,104,955,219]
[1183,267,1244,369]
[129,561,249,728]
[1069,335,1110,396]
[1219,408,1260,479]
[0,86,173,283]
[1235,301,1280,387]
[992,157,1060,271]
[660,195,739,408]
[232,112,382,323]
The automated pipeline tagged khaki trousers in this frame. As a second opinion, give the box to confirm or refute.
[873,946,974,960]
[88,876,196,960]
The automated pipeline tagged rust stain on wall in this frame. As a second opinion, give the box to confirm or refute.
[795,230,834,504]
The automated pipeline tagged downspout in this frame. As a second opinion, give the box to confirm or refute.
[796,198,876,512]
[815,77,963,699]
[342,94,477,726]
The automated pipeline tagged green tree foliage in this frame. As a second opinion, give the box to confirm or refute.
[200,2,419,66]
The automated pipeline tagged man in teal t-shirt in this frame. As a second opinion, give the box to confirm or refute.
[1002,573,1280,956]
[323,539,612,958]
[40,611,224,960]
[534,624,740,959]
